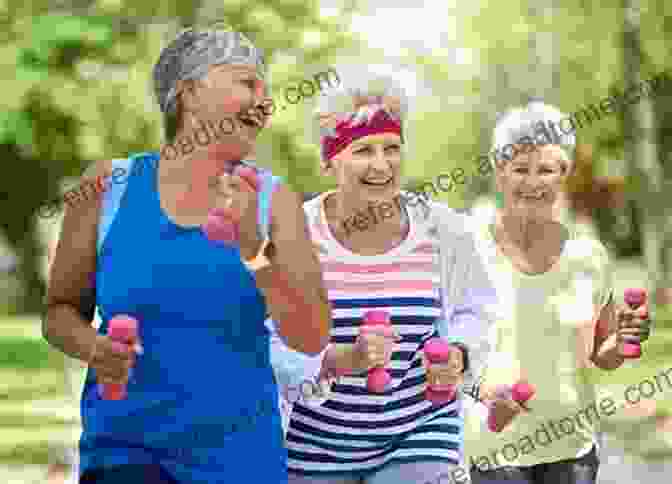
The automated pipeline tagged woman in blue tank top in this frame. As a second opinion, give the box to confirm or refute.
[42,27,331,484]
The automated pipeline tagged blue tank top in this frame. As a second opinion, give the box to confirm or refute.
[80,152,288,483]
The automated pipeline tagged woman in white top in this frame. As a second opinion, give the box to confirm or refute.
[465,101,652,484]
[266,72,500,484]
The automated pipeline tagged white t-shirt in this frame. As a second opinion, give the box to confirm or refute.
[465,220,614,469]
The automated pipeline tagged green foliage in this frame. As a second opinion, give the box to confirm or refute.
[0,0,356,313]
[4,0,671,312]
[19,14,114,68]
[0,110,34,147]
[386,0,672,259]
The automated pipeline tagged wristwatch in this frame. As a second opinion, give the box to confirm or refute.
[242,238,273,272]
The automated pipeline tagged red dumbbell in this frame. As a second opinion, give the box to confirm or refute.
[423,338,461,404]
[100,315,139,400]
[487,380,536,433]
[361,310,394,393]
[622,288,648,359]
[201,165,260,244]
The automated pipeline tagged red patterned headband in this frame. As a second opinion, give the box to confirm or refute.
[321,107,403,161]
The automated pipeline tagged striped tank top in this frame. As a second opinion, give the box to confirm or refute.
[285,192,463,476]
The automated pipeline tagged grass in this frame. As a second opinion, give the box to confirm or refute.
[0,369,67,401]
[0,336,64,370]
[0,317,81,468]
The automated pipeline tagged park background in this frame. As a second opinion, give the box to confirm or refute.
[0,0,670,482]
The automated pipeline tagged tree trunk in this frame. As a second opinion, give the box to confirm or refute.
[7,224,46,315]
[622,0,671,316]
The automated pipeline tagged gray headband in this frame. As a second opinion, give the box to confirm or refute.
[153,28,266,115]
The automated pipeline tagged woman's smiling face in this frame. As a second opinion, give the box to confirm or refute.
[326,132,403,205]
[176,63,266,159]
[496,144,571,220]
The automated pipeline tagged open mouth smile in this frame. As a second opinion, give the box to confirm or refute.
[361,178,393,187]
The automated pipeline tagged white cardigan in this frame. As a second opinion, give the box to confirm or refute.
[266,201,500,430]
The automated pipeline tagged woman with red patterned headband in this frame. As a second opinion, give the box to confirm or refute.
[265,72,499,484]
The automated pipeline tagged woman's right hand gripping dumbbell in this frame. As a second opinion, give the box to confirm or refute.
[89,333,141,389]
[323,324,401,381]
[353,324,401,375]
[480,382,535,432]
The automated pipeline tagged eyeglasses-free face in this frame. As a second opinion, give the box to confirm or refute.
[323,132,403,208]
[495,144,570,219]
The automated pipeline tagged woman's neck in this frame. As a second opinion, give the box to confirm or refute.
[495,212,552,251]
[324,191,409,255]
[158,145,240,186]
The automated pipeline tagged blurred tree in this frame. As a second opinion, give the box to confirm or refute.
[0,0,356,313]
[417,0,672,269]
[0,12,117,313]
[565,143,639,255]
[621,0,672,313]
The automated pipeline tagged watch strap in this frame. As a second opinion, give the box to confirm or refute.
[241,160,282,273]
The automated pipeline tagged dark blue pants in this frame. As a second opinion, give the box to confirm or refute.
[80,464,179,484]
[470,447,599,484]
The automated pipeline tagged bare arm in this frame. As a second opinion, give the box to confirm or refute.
[44,160,135,386]
[591,292,625,370]
[42,160,109,361]
[255,185,331,355]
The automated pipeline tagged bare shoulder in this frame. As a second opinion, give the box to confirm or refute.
[270,182,303,219]
[61,159,116,215]
[46,160,111,307]
[82,159,114,180]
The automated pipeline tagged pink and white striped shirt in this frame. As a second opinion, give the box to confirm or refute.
[282,192,467,475]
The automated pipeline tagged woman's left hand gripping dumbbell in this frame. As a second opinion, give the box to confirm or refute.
[353,324,401,380]
[480,382,534,432]
[421,342,465,401]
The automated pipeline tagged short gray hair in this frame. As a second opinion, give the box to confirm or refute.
[152,26,266,140]
[311,71,409,156]
[491,100,576,170]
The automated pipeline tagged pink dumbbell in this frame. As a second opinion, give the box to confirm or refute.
[100,315,139,401]
[622,288,648,359]
[203,207,240,243]
[423,338,461,404]
[487,380,536,433]
[361,310,393,393]
[202,165,260,244]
